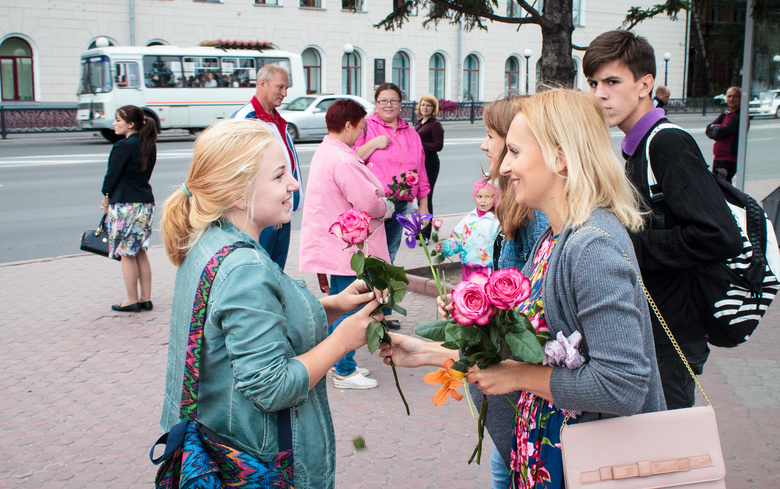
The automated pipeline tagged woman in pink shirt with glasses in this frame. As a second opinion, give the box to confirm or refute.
[354,83,431,330]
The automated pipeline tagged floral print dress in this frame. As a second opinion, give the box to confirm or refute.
[509,233,576,489]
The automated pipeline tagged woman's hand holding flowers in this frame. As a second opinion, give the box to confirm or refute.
[334,297,385,352]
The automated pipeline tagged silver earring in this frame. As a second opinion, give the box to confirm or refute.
[242,204,247,211]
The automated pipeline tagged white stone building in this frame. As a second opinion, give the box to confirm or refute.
[1,0,688,103]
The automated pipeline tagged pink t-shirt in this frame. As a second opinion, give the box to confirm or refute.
[353,113,431,201]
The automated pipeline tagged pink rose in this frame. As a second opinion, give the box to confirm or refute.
[432,218,443,229]
[329,209,371,244]
[451,278,496,326]
[405,170,419,186]
[485,268,531,310]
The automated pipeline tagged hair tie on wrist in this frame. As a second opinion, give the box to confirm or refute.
[182,183,192,197]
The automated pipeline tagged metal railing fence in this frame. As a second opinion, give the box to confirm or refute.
[1,98,729,138]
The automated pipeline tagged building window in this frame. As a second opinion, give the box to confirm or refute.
[573,0,583,26]
[256,0,280,5]
[392,51,410,100]
[1,37,34,101]
[428,53,445,99]
[342,0,364,10]
[300,0,321,8]
[302,48,321,94]
[507,0,522,18]
[341,51,361,96]
[463,54,479,101]
[504,57,520,95]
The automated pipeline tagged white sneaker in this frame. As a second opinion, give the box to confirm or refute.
[333,372,378,389]
[328,366,370,378]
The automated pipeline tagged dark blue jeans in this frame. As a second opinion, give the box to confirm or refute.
[383,200,408,316]
[328,275,358,376]
[258,222,291,270]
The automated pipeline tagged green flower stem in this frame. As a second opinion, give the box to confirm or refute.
[468,397,488,465]
[389,357,410,416]
[462,373,477,419]
[417,233,448,309]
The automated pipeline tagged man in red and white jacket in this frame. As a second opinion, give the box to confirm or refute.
[232,64,303,270]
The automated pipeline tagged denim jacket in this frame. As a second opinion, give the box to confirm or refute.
[161,220,335,489]
[497,209,549,271]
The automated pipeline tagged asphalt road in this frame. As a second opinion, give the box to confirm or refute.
[1,115,778,263]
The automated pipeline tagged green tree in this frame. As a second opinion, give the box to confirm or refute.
[624,0,777,96]
[376,0,581,90]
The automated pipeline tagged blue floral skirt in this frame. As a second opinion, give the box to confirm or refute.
[106,203,154,258]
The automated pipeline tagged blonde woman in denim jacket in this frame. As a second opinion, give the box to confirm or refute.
[159,120,385,488]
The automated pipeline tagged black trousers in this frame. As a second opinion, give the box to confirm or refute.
[421,152,440,240]
[655,337,710,410]
[713,159,736,183]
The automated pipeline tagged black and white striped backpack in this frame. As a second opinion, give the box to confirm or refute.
[645,123,780,347]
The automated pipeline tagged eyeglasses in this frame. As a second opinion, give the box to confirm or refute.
[377,99,401,106]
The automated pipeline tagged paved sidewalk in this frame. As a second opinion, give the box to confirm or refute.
[1,213,779,487]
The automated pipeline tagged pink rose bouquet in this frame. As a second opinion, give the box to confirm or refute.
[416,267,549,464]
[386,170,417,202]
[331,209,410,415]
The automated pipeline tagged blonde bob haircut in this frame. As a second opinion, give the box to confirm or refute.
[519,88,644,232]
[415,94,439,118]
[161,119,277,266]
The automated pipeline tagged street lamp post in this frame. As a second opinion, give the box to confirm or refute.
[663,52,671,86]
[344,44,354,95]
[523,49,532,95]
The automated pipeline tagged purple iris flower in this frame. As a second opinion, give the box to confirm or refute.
[396,212,433,248]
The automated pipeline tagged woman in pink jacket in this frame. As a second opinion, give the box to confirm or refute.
[299,99,394,390]
[354,82,430,329]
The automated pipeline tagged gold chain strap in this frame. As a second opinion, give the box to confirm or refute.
[574,227,711,405]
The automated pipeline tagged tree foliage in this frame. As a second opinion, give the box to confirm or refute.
[376,0,578,90]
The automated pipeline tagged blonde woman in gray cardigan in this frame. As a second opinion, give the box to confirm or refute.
[379,89,665,488]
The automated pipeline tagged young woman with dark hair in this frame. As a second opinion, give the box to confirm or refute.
[100,104,158,312]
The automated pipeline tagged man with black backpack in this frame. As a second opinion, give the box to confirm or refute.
[583,30,743,410]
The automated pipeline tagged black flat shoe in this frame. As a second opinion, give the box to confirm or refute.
[112,302,141,312]
[386,319,401,330]
[140,301,153,311]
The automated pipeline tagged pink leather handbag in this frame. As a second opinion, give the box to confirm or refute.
[560,228,726,488]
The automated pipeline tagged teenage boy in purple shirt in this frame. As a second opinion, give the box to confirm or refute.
[583,30,742,409]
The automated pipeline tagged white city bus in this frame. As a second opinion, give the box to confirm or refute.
[77,43,304,142]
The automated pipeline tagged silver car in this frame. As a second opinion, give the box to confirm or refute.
[279,94,374,142]
[748,90,780,118]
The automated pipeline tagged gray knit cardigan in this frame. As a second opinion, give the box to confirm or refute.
[471,207,666,468]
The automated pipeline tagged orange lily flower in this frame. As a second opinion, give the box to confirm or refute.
[424,358,468,406]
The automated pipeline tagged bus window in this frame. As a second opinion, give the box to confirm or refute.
[220,57,255,88]
[183,57,221,87]
[79,56,112,94]
[114,62,140,88]
[143,55,182,88]
[257,57,293,86]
